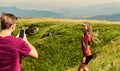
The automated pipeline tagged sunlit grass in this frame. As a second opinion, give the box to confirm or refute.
[13,18,120,71]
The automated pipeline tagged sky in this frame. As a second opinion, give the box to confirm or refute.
[0,0,120,10]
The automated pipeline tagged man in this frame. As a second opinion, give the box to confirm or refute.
[0,13,38,71]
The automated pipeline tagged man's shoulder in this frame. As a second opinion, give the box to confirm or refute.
[8,36,24,43]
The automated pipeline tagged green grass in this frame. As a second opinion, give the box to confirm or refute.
[12,18,120,71]
[88,37,120,71]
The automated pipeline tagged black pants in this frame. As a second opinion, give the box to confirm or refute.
[81,55,93,65]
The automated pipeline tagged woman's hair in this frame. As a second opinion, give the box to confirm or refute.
[84,22,95,43]
[0,12,17,30]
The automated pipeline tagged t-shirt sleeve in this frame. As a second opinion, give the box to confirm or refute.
[87,35,91,42]
[86,35,92,45]
[17,39,31,57]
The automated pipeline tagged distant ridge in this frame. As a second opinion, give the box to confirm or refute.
[0,3,120,22]
[87,14,120,21]
[0,6,63,18]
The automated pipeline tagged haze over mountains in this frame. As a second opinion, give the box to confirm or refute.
[0,3,120,21]
[0,6,63,18]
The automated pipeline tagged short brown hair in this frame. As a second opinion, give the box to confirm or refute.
[0,12,17,30]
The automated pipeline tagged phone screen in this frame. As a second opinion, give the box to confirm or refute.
[19,29,24,38]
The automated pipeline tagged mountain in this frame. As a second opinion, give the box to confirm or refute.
[0,6,63,18]
[87,14,120,21]
[54,2,120,18]
[0,2,120,21]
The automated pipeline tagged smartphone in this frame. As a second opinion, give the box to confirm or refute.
[19,29,24,38]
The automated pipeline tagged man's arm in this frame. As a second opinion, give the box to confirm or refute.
[23,34,38,59]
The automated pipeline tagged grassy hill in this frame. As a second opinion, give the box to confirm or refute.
[66,36,120,71]
[13,18,120,71]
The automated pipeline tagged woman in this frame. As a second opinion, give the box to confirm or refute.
[78,22,95,71]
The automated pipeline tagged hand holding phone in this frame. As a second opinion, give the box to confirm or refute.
[19,29,24,38]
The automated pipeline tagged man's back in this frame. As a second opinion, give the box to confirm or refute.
[0,36,31,71]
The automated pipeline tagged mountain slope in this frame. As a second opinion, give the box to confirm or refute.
[0,2,120,19]
[14,18,120,71]
[55,3,120,18]
[0,6,62,18]
[87,14,120,21]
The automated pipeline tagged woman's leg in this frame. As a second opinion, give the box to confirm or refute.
[82,55,93,71]
[78,64,89,71]
[83,66,89,71]
[78,56,86,71]
[78,63,85,71]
